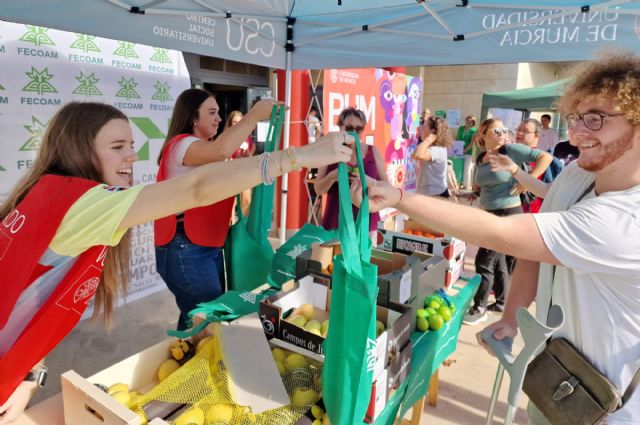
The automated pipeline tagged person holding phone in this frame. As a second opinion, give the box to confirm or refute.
[314,107,386,241]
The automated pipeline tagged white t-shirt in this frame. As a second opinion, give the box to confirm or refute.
[538,128,559,152]
[416,146,448,196]
[307,115,321,143]
[534,162,640,424]
[165,135,200,178]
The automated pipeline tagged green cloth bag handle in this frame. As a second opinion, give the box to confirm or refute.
[246,104,284,242]
[337,132,371,266]
[323,132,378,425]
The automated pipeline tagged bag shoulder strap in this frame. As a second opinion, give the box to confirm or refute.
[549,180,639,405]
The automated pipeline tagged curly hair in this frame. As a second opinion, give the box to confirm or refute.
[557,52,640,126]
[427,116,453,148]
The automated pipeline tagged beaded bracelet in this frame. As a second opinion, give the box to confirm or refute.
[260,152,273,185]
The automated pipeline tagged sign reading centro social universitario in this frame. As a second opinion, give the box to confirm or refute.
[0,20,191,311]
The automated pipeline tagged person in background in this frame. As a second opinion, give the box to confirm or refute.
[307,106,322,144]
[153,89,270,331]
[553,139,580,165]
[464,118,552,324]
[314,107,387,241]
[413,116,453,197]
[226,111,255,159]
[514,119,544,213]
[458,115,477,155]
[0,101,354,423]
[538,113,559,152]
[224,110,255,217]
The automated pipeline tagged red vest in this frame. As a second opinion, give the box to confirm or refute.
[0,175,107,404]
[154,134,234,247]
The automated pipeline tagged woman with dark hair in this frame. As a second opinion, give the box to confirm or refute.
[314,107,387,240]
[413,116,453,197]
[225,110,256,159]
[154,89,275,330]
[0,101,353,422]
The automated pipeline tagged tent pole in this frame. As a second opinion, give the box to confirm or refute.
[279,51,293,244]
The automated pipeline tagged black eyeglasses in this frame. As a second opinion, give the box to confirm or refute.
[565,112,625,131]
[344,125,364,133]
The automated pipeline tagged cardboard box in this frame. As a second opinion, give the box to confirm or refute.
[260,275,331,354]
[370,248,418,305]
[373,302,412,380]
[365,341,413,423]
[379,227,466,265]
[295,249,333,282]
[61,339,174,425]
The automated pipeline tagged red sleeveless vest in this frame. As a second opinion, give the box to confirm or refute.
[0,175,107,404]
[154,134,234,247]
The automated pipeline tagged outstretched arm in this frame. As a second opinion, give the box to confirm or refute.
[120,132,354,230]
[351,179,558,264]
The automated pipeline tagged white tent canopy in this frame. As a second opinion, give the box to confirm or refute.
[2,0,639,240]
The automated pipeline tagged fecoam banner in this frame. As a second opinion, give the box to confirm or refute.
[323,68,422,218]
[0,20,191,316]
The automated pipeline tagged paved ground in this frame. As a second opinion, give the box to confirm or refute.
[30,246,532,424]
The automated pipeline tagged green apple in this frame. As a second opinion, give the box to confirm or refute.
[428,314,444,331]
[425,307,437,316]
[375,320,386,337]
[438,306,452,322]
[285,353,308,370]
[305,319,322,332]
[416,308,428,319]
[272,347,287,362]
[416,317,429,332]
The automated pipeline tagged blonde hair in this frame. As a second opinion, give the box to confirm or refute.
[225,110,243,129]
[557,52,640,126]
[0,102,131,328]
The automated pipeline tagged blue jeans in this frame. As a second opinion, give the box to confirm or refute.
[155,224,225,330]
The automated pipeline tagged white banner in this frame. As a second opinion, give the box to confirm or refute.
[0,21,191,312]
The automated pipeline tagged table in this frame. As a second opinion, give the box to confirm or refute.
[373,275,480,425]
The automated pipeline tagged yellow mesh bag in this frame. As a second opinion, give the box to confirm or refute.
[132,337,322,425]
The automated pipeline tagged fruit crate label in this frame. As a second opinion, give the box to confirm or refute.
[392,235,434,256]
[399,271,412,304]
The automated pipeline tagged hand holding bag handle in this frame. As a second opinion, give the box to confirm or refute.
[322,132,378,425]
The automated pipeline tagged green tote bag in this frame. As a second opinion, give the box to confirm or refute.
[225,105,284,292]
[322,134,379,425]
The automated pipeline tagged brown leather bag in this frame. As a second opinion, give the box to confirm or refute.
[523,338,629,425]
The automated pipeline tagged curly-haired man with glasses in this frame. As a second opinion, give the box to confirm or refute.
[351,52,640,424]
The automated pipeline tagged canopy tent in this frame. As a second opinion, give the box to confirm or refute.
[480,77,573,119]
[2,0,639,239]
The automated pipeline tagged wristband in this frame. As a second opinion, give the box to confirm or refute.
[285,147,300,171]
[260,153,273,185]
[395,188,404,207]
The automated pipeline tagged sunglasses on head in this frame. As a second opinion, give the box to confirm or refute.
[344,125,364,133]
[491,127,509,136]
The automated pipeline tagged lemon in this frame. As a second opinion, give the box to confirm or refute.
[110,391,131,407]
[107,383,128,395]
[157,358,181,381]
[205,404,234,423]
[291,387,317,407]
[285,353,308,371]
